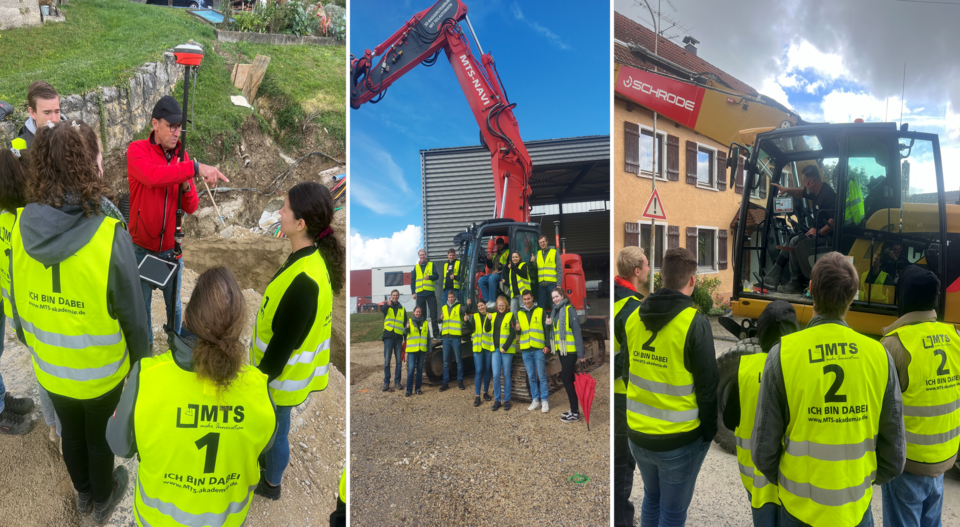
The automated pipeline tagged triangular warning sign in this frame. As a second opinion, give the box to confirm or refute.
[641,188,667,220]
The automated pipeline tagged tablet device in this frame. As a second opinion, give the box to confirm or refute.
[139,254,178,288]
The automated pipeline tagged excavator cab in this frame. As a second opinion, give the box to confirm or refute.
[728,123,949,337]
[455,219,545,308]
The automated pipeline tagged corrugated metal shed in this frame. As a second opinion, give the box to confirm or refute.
[421,135,610,263]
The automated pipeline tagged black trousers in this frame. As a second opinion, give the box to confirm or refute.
[559,353,579,414]
[613,397,636,527]
[46,381,124,503]
[416,292,440,336]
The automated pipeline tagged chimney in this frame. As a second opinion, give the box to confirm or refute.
[682,36,699,56]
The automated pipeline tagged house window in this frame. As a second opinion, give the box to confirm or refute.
[640,223,666,269]
[697,227,717,272]
[639,128,666,179]
[697,146,715,188]
[384,272,403,287]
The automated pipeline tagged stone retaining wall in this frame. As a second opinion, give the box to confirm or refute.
[215,29,343,46]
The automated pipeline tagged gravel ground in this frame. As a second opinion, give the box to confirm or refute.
[627,338,960,525]
[349,340,610,526]
[0,266,346,526]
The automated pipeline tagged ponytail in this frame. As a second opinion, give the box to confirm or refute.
[186,267,247,393]
[288,182,345,295]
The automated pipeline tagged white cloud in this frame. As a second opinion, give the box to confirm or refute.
[820,90,909,124]
[352,185,409,216]
[777,73,801,89]
[353,133,410,195]
[759,77,792,109]
[351,225,423,269]
[512,4,570,50]
[784,40,847,81]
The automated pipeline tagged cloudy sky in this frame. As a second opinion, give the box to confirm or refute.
[616,0,960,189]
[349,0,610,270]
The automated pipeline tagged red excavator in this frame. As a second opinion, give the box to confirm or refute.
[351,0,607,398]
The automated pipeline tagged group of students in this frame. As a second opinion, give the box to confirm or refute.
[0,87,346,526]
[613,245,959,527]
[381,239,585,422]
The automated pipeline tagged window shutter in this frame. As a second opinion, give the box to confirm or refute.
[718,230,728,270]
[717,150,727,191]
[624,222,640,247]
[624,122,640,174]
[667,225,679,249]
[686,141,698,185]
[666,134,680,181]
[735,155,745,194]
[686,227,698,255]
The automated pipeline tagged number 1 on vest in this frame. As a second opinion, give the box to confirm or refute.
[195,432,221,474]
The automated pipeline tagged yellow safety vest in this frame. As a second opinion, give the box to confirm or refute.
[415,262,435,293]
[552,304,578,355]
[778,324,887,527]
[846,179,865,225]
[625,307,699,435]
[406,321,428,352]
[516,307,546,351]
[885,322,960,464]
[251,250,331,406]
[614,295,642,395]
[14,213,128,399]
[471,312,493,353]
[383,306,405,336]
[497,250,508,269]
[442,260,461,290]
[339,468,346,503]
[508,262,530,298]
[736,353,780,509]
[496,312,517,354]
[132,351,275,527]
[0,210,16,319]
[441,303,462,337]
[859,271,892,305]
[536,248,558,284]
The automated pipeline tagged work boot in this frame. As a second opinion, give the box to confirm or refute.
[255,473,281,501]
[777,281,804,295]
[382,383,389,392]
[473,396,481,407]
[395,382,402,391]
[3,393,35,415]
[92,466,128,526]
[415,389,423,395]
[439,383,449,392]
[77,490,93,515]
[503,400,512,411]
[405,391,412,397]
[483,393,492,402]
[492,400,501,411]
[762,265,784,289]
[457,380,465,390]
[0,408,32,435]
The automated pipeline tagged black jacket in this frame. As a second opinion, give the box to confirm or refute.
[627,289,719,451]
[410,261,438,295]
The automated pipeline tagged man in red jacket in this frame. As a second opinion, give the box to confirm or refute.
[126,95,228,348]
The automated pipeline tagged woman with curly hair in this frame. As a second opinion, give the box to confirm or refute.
[250,180,345,500]
[107,267,277,526]
[9,119,150,525]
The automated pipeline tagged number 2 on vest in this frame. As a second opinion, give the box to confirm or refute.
[934,349,951,376]
[823,364,847,403]
[195,432,221,473]
[642,330,657,353]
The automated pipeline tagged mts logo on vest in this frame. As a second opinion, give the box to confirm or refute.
[176,404,245,428]
[807,342,859,363]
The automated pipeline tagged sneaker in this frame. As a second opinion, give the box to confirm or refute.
[382,383,389,392]
[458,380,465,390]
[415,389,423,395]
[492,401,501,411]
[483,393,492,401]
[3,393,35,415]
[541,400,550,413]
[777,281,804,295]
[0,408,32,435]
[255,474,281,501]
[561,412,580,423]
[439,383,449,392]
[92,466,128,525]
[528,400,541,411]
[503,400,512,411]
[473,396,481,407]
[77,490,93,515]
[405,391,412,397]
[395,382,402,391]
[561,410,573,418]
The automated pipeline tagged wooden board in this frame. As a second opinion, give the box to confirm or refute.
[242,55,270,103]
[231,63,251,90]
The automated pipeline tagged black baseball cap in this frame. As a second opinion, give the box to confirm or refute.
[152,95,184,125]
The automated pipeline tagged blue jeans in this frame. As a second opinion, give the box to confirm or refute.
[491,351,513,402]
[383,338,402,385]
[882,471,944,527]
[133,246,182,348]
[746,491,780,527]
[781,506,872,526]
[521,349,549,401]
[629,438,711,527]
[479,273,500,304]
[264,404,293,486]
[473,350,492,396]
[406,352,425,393]
[442,337,462,383]
[538,282,556,310]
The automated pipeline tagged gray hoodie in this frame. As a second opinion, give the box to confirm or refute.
[9,202,150,369]
[549,298,583,359]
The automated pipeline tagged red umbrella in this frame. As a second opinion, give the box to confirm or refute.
[401,340,407,363]
[573,361,596,430]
